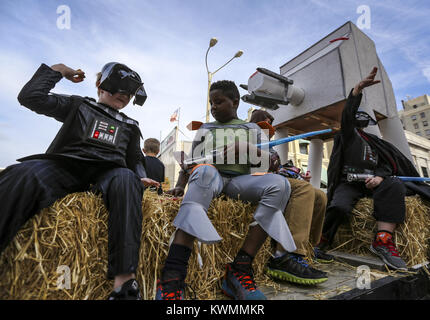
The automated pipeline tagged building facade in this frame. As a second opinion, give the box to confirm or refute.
[285,139,331,187]
[399,95,430,139]
[403,130,430,177]
[158,126,193,190]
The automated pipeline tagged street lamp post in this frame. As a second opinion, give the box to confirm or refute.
[205,38,243,122]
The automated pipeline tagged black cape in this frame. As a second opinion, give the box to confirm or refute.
[327,93,430,204]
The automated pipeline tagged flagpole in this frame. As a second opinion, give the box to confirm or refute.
[177,108,180,149]
[175,108,179,152]
[177,107,180,132]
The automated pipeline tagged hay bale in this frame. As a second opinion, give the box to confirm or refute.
[332,195,430,267]
[0,191,281,300]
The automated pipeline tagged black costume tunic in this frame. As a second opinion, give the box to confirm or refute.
[17,63,146,177]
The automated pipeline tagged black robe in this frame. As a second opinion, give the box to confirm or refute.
[327,91,430,205]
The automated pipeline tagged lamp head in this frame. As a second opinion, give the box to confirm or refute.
[209,38,218,47]
[234,50,243,58]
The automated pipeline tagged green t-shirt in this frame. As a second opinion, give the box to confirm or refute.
[192,118,260,176]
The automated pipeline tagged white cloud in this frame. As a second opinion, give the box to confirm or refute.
[0,52,37,103]
[422,67,430,83]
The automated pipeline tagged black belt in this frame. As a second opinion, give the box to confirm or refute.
[341,166,374,183]
[342,166,375,175]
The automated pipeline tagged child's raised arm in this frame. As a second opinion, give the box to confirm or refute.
[17,63,85,122]
[50,63,85,83]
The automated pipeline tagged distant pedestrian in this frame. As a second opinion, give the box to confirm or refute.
[143,138,165,194]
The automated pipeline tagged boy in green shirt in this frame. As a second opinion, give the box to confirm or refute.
[156,80,295,300]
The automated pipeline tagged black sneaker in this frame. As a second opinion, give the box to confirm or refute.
[265,253,328,285]
[314,247,334,263]
[155,270,186,300]
[108,279,142,300]
[316,235,330,251]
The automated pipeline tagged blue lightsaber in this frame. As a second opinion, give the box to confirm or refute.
[175,128,333,168]
[347,173,430,183]
[396,176,430,182]
[256,129,332,148]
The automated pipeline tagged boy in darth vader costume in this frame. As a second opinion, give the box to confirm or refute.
[320,67,430,270]
[0,62,159,299]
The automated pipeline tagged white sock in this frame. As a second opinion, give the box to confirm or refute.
[274,250,288,258]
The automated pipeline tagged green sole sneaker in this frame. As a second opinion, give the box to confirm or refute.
[313,248,335,264]
[265,267,328,285]
[314,257,334,264]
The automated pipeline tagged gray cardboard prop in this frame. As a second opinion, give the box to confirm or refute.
[269,21,412,160]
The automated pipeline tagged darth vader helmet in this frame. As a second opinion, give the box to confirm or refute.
[355,110,377,128]
[98,62,147,106]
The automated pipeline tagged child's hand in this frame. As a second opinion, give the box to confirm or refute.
[352,67,380,96]
[51,63,85,83]
[141,178,160,188]
[166,187,185,197]
[269,152,280,173]
[301,171,311,182]
[365,176,383,189]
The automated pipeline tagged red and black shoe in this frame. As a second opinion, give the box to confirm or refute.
[221,262,267,300]
[155,270,185,300]
[370,233,407,271]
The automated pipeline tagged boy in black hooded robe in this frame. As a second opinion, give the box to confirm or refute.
[321,67,430,270]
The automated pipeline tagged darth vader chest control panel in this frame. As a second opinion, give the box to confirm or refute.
[88,118,120,147]
[363,144,378,165]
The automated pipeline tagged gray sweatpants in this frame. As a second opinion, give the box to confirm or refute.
[173,165,296,252]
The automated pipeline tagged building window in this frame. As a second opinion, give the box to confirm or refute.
[414,123,419,129]
[299,143,308,155]
[426,129,430,136]
[413,104,418,109]
[424,121,429,127]
[422,167,429,178]
[416,131,422,136]
[411,115,417,121]
[421,112,426,118]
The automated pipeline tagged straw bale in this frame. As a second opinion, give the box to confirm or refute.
[332,195,430,267]
[0,191,284,300]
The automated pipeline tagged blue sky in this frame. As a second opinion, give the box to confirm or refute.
[1,0,429,167]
